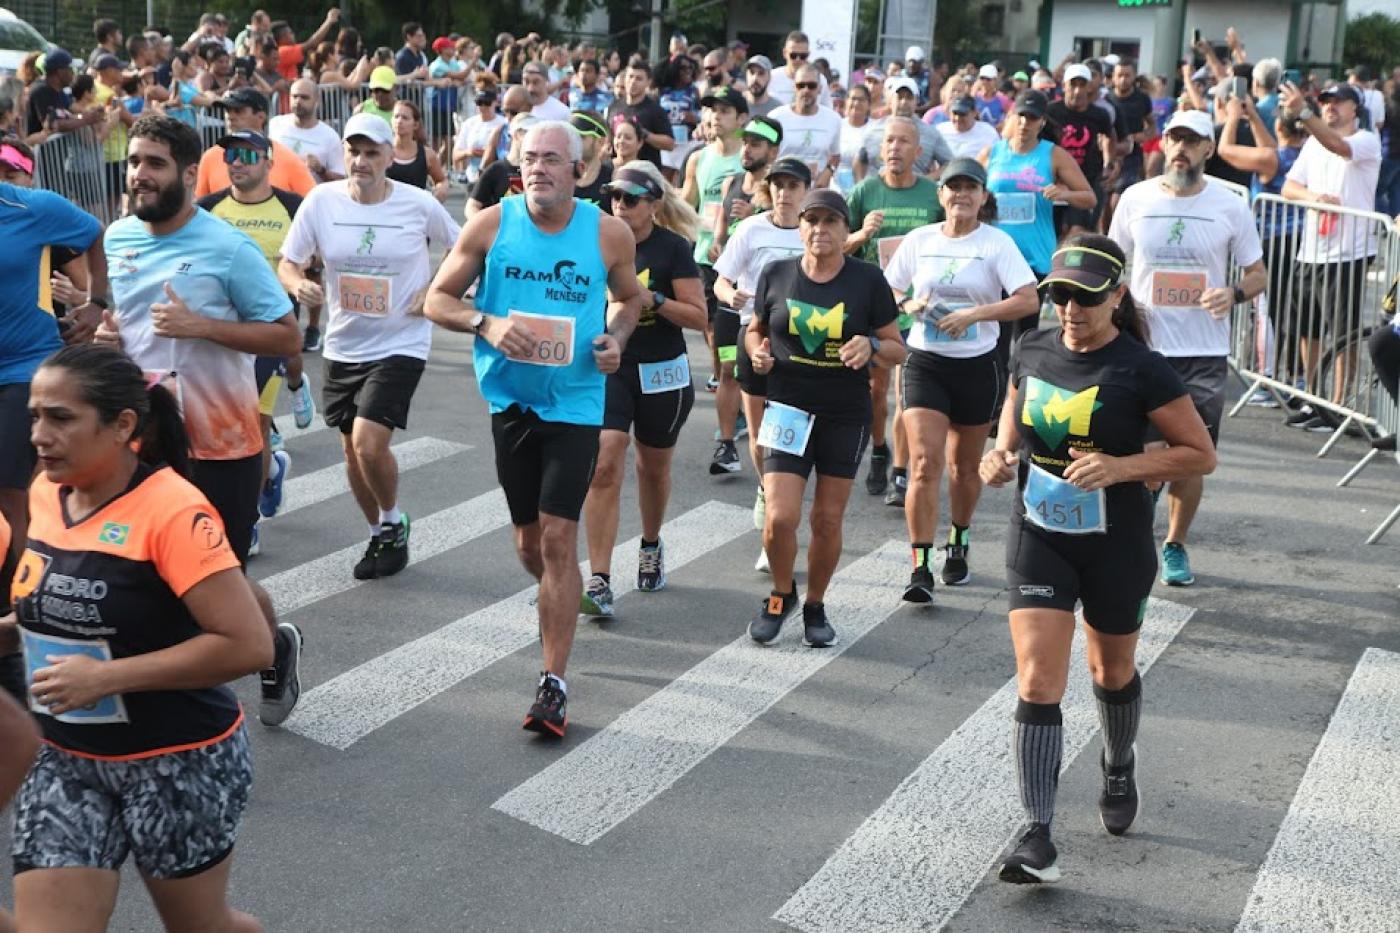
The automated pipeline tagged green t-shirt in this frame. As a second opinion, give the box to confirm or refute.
[692,146,743,266]
[359,100,394,123]
[846,175,944,268]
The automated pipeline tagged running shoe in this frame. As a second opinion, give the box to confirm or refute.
[352,532,382,580]
[748,587,798,644]
[302,325,322,353]
[637,542,666,592]
[1300,415,1336,434]
[884,473,907,507]
[523,671,567,737]
[998,823,1060,884]
[1372,434,1398,452]
[865,447,890,496]
[248,521,261,558]
[903,567,935,604]
[374,515,411,577]
[802,602,838,648]
[290,376,316,429]
[1099,747,1139,837]
[705,375,719,392]
[1245,389,1280,408]
[258,450,291,519]
[269,424,284,453]
[754,548,770,574]
[1285,406,1317,428]
[752,486,766,531]
[941,540,971,586]
[1161,541,1194,586]
[259,622,303,727]
[709,440,741,475]
[581,573,615,617]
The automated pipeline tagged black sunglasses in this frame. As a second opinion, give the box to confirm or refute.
[795,81,818,90]
[1049,283,1114,308]
[788,51,809,60]
[609,191,648,207]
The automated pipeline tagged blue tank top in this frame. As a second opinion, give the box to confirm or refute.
[1250,145,1302,238]
[475,197,609,424]
[986,139,1056,275]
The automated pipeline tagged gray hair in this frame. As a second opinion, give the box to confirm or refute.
[1253,58,1282,92]
[525,121,583,162]
[883,115,922,139]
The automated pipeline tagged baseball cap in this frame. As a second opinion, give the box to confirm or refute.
[1163,109,1214,140]
[1064,63,1092,83]
[432,37,455,53]
[1042,244,1125,293]
[745,54,773,73]
[740,116,783,145]
[216,130,271,151]
[1100,53,1121,68]
[766,156,812,185]
[978,64,999,80]
[798,188,849,224]
[602,166,663,200]
[887,76,918,97]
[569,110,609,139]
[342,111,394,145]
[905,45,926,62]
[94,54,123,72]
[701,85,748,113]
[728,39,749,51]
[43,48,73,71]
[1032,71,1057,91]
[1318,82,1362,107]
[222,87,268,113]
[949,95,976,115]
[369,66,397,91]
[1013,89,1049,118]
[939,156,987,187]
[1347,65,1372,82]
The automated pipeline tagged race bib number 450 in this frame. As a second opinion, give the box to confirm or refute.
[507,310,575,367]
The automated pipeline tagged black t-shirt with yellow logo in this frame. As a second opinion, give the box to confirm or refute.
[1010,327,1186,529]
[753,256,898,421]
[626,224,699,364]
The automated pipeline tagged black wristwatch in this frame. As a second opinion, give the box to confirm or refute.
[652,290,667,311]
[86,296,110,310]
[1232,285,1247,305]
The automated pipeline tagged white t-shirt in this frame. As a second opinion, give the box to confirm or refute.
[712,213,804,324]
[937,120,1001,160]
[884,222,1036,358]
[454,113,506,184]
[531,96,571,121]
[767,69,832,108]
[771,104,843,177]
[1109,177,1264,358]
[267,115,345,177]
[1284,129,1382,264]
[281,180,463,363]
[1362,86,1386,131]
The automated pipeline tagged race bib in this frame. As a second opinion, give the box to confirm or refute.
[922,300,977,343]
[340,273,391,316]
[758,400,815,457]
[834,166,855,193]
[1022,461,1107,535]
[507,310,575,367]
[21,629,131,725]
[671,125,690,143]
[996,191,1036,225]
[639,353,690,394]
[1150,270,1206,309]
[876,235,905,270]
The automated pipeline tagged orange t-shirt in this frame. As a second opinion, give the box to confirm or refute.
[277,43,304,82]
[195,139,317,198]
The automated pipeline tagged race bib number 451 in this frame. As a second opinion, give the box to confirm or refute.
[507,310,575,367]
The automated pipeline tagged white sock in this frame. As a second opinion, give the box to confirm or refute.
[379,506,401,526]
[541,672,567,693]
[368,523,380,538]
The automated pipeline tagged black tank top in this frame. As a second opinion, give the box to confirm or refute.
[387,142,429,190]
[721,173,759,236]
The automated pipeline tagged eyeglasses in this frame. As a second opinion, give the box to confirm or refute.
[222,147,264,165]
[795,81,818,90]
[1049,283,1114,308]
[787,51,809,60]
[521,153,569,168]
[609,191,647,207]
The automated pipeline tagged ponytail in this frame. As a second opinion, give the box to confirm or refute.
[142,381,191,478]
[1112,291,1150,346]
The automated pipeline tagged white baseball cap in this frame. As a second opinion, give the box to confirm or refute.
[342,112,393,145]
[905,45,925,62]
[1101,53,1121,67]
[978,64,999,79]
[1163,109,1214,140]
[1064,63,1092,83]
[886,75,918,97]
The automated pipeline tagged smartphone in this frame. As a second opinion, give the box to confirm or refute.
[1231,76,1249,100]
[1192,28,1202,45]
[1283,68,1302,86]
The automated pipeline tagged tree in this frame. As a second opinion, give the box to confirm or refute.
[1343,12,1400,79]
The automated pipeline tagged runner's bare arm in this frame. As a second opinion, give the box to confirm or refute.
[600,214,643,347]
[424,206,502,332]
[0,683,38,810]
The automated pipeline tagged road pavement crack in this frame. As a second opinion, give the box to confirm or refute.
[880,588,1007,700]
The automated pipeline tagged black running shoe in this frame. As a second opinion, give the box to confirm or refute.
[884,473,907,507]
[709,440,741,475]
[865,447,890,496]
[748,587,798,644]
[999,822,1060,884]
[523,672,567,737]
[1099,747,1139,836]
[802,602,838,648]
[903,567,935,604]
[259,623,303,727]
[374,514,411,577]
[941,542,971,586]
[352,533,382,580]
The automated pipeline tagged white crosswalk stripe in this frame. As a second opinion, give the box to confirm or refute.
[283,500,752,749]
[277,437,470,516]
[1234,647,1400,933]
[772,597,1196,933]
[490,540,909,844]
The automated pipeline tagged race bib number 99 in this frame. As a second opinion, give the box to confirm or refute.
[340,273,391,316]
[507,310,575,367]
[1151,270,1206,309]
[758,400,815,457]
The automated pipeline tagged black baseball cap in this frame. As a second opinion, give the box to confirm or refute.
[1042,244,1125,293]
[766,156,812,185]
[1013,89,1049,118]
[222,87,268,113]
[949,95,976,115]
[700,85,748,113]
[602,166,663,200]
[1318,82,1362,107]
[740,116,782,145]
[939,157,987,187]
[216,130,271,151]
[798,188,849,224]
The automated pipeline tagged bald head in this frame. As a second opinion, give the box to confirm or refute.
[502,85,531,115]
[288,77,319,121]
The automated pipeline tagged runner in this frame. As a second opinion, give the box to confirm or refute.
[1047,64,1118,237]
[744,188,904,646]
[279,113,461,582]
[770,63,841,187]
[580,161,706,617]
[714,156,809,567]
[197,129,316,557]
[711,116,781,257]
[467,112,535,217]
[883,157,1039,602]
[101,114,303,726]
[570,111,614,210]
[193,87,315,198]
[424,121,645,737]
[1108,109,1266,586]
[386,99,450,200]
[8,343,273,931]
[843,116,944,501]
[979,237,1215,883]
[268,78,346,184]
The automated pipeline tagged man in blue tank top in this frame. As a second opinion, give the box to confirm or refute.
[426,121,645,738]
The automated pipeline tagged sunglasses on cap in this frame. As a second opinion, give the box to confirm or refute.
[223,147,265,165]
[609,191,650,207]
[795,81,818,90]
[1048,283,1115,308]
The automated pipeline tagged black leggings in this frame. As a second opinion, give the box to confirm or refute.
[1369,325,1400,405]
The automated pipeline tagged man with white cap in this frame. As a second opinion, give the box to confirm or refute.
[973,63,1010,129]
[742,54,781,118]
[1048,62,1118,235]
[278,112,462,582]
[1108,108,1266,588]
[905,46,930,106]
[857,75,954,179]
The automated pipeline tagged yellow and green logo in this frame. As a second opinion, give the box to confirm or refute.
[99,522,130,546]
[1022,377,1101,448]
[786,299,844,355]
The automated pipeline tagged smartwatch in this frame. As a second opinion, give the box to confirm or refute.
[652,290,667,311]
[1232,285,1246,305]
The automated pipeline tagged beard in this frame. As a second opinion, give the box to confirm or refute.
[741,153,769,171]
[131,176,187,223]
[748,80,767,98]
[1161,161,1204,191]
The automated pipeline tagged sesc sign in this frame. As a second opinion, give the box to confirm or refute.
[800,0,857,88]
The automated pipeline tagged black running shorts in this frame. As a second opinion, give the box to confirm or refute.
[901,348,1001,426]
[322,355,426,435]
[1144,355,1227,447]
[702,265,720,326]
[734,320,768,397]
[491,405,600,525]
[713,307,741,376]
[762,412,870,480]
[0,381,36,490]
[188,453,262,566]
[603,364,695,449]
[254,356,287,418]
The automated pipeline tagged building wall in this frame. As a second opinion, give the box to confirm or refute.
[1047,2,1173,74]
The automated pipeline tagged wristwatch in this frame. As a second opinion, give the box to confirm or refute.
[1298,106,1316,121]
[1232,285,1247,305]
[652,290,667,311]
[467,310,485,332]
[868,335,882,355]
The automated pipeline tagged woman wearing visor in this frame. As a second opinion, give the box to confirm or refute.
[579,161,706,618]
[980,235,1215,884]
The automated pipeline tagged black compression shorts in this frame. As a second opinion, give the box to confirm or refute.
[603,364,695,449]
[762,412,870,480]
[734,320,768,397]
[491,405,600,525]
[901,348,1001,426]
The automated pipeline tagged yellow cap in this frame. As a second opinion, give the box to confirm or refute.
[369,66,396,91]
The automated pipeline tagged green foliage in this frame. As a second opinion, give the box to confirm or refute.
[1343,12,1400,79]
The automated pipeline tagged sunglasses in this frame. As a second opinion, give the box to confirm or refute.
[787,51,809,60]
[609,191,649,207]
[795,81,818,90]
[1049,283,1114,308]
[223,147,265,165]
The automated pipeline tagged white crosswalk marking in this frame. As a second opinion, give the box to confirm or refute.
[283,500,753,749]
[257,488,510,615]
[772,597,1196,933]
[278,437,470,515]
[279,417,335,444]
[490,540,909,844]
[1234,647,1400,933]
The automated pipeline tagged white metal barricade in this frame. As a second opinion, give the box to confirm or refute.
[32,126,117,225]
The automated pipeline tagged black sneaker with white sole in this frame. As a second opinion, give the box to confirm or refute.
[941,541,970,586]
[998,822,1060,884]
[709,440,741,475]
[352,533,382,580]
[259,623,303,726]
[801,602,837,648]
[374,515,411,577]
[902,567,934,604]
[1099,747,1139,836]
[749,587,798,644]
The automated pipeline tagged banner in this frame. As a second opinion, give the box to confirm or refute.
[800,0,857,88]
